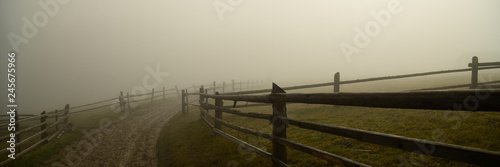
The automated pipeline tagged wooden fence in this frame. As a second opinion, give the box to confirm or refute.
[181,79,263,113]
[0,85,183,166]
[186,56,500,167]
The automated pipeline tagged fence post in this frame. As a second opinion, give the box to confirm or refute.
[40,111,48,144]
[55,109,59,131]
[119,91,126,112]
[181,89,186,113]
[185,89,189,112]
[63,104,70,124]
[151,88,155,105]
[271,83,287,166]
[214,92,223,130]
[213,81,216,94]
[163,87,165,102]
[222,81,226,93]
[334,72,340,93]
[127,93,130,111]
[239,80,242,91]
[199,85,204,104]
[470,56,478,89]
[175,85,180,97]
[205,89,208,103]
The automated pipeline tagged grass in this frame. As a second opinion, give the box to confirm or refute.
[158,101,500,166]
[157,108,272,167]
[2,96,176,167]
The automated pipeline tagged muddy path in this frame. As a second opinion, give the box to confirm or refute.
[71,99,182,167]
[46,97,188,167]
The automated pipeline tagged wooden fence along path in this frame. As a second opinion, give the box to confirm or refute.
[184,56,500,167]
[0,85,190,166]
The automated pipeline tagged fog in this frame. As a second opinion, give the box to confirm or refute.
[1,0,499,114]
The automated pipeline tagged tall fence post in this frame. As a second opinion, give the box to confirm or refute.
[205,89,208,103]
[63,104,69,124]
[214,92,223,130]
[55,109,59,131]
[40,111,48,144]
[185,89,189,112]
[163,87,165,102]
[239,80,242,91]
[271,83,287,166]
[181,89,186,113]
[334,72,340,93]
[175,85,180,97]
[119,92,126,112]
[213,81,216,94]
[222,82,226,93]
[199,85,204,104]
[470,56,478,89]
[127,93,130,111]
[151,88,155,105]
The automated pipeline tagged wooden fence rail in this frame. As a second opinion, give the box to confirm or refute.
[187,57,500,167]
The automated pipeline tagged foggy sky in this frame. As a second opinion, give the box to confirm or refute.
[1,0,499,114]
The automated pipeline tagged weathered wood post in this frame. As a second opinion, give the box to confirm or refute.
[271,83,287,166]
[127,93,130,111]
[151,88,155,105]
[213,81,216,94]
[239,80,242,91]
[205,89,208,103]
[119,92,126,112]
[222,81,226,93]
[470,56,478,89]
[185,89,189,112]
[199,85,204,104]
[232,80,235,92]
[162,87,166,102]
[334,72,340,93]
[214,92,223,130]
[55,109,59,131]
[40,111,48,144]
[181,89,186,113]
[175,85,180,97]
[63,104,69,124]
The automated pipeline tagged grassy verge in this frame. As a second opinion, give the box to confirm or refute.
[158,102,500,166]
[157,108,272,167]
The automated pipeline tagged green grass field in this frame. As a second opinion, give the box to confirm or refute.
[157,101,500,166]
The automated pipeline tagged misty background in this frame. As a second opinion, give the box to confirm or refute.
[1,0,499,114]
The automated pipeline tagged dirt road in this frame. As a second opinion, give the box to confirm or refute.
[72,99,182,167]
